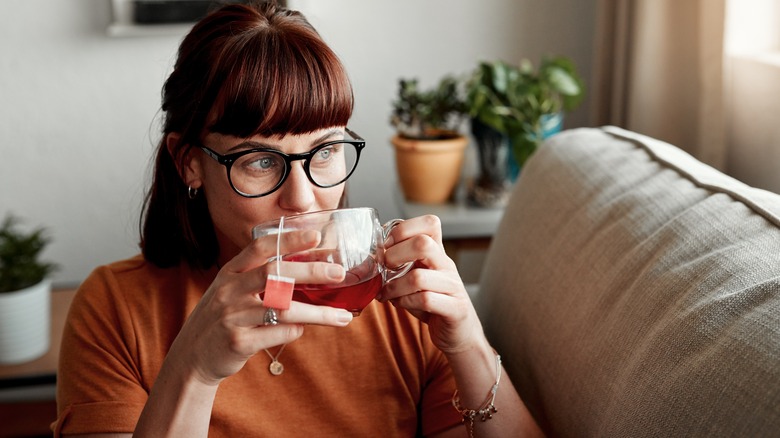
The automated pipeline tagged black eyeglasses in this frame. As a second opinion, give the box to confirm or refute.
[198,128,365,198]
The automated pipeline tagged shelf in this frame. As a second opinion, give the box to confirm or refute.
[393,186,505,239]
[108,0,196,38]
[107,22,193,38]
[106,0,291,38]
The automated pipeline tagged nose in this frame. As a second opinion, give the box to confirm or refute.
[277,161,315,212]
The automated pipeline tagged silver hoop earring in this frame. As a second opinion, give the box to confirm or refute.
[188,186,199,200]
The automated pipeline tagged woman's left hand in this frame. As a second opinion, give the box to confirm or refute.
[378,215,485,354]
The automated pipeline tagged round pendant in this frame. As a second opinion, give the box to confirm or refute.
[269,360,284,376]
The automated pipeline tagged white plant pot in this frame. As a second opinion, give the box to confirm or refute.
[0,279,51,365]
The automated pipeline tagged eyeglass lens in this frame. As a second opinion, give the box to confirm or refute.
[230,142,359,196]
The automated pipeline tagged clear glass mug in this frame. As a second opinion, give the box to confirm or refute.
[252,208,413,315]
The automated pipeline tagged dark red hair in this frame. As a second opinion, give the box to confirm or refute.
[141,1,354,268]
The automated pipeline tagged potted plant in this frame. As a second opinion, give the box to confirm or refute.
[0,214,57,364]
[465,57,585,206]
[390,76,469,204]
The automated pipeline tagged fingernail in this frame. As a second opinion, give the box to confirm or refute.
[326,264,344,279]
[337,310,353,324]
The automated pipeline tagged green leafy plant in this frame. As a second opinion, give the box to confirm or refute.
[465,56,585,166]
[0,215,57,292]
[390,76,467,140]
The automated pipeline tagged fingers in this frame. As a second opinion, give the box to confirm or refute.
[384,231,455,273]
[380,215,488,356]
[199,292,354,363]
[265,259,346,285]
[378,264,473,325]
[218,230,345,306]
[230,301,354,329]
[381,213,464,316]
[225,301,354,357]
[379,267,465,303]
[384,215,456,272]
[227,229,321,274]
[209,258,348,345]
[378,267,484,354]
[385,214,443,247]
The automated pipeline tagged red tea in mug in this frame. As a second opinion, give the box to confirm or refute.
[253,208,413,316]
[284,249,380,315]
[293,273,381,315]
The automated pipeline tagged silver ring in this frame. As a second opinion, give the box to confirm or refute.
[263,307,279,326]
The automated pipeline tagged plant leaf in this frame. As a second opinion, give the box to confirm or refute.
[492,61,508,94]
[547,67,580,96]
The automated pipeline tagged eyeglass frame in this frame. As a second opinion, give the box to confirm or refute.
[197,128,365,198]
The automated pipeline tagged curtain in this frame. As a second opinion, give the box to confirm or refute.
[590,0,727,170]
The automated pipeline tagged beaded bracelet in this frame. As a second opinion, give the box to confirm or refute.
[452,354,502,438]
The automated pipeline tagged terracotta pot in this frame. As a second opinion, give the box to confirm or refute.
[391,133,468,204]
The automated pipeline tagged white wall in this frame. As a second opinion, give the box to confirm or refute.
[0,0,596,287]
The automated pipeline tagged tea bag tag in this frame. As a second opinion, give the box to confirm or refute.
[264,274,294,310]
[264,216,294,310]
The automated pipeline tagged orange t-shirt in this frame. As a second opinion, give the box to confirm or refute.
[53,255,461,436]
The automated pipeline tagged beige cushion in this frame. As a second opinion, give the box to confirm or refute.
[477,126,780,437]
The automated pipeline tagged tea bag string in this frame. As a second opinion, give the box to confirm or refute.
[264,215,288,376]
[276,215,284,277]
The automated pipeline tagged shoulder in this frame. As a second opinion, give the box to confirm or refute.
[84,254,177,291]
[78,254,212,302]
[69,256,168,329]
[71,255,212,330]
[63,255,213,370]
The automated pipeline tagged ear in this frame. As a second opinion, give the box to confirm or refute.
[166,132,203,189]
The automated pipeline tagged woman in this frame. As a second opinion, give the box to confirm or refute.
[54,2,542,437]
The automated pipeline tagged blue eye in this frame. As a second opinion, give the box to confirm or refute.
[311,144,341,167]
[250,156,274,169]
[236,151,283,176]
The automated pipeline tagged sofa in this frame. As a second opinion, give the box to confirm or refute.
[475,126,780,437]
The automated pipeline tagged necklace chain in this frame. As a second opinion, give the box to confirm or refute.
[263,344,287,376]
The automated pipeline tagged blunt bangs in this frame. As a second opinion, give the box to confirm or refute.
[209,26,354,138]
[143,2,354,269]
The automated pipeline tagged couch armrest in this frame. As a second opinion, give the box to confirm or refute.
[476,126,780,437]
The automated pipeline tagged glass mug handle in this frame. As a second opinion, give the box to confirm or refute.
[381,219,414,283]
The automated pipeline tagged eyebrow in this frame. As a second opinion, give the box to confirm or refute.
[226,128,345,153]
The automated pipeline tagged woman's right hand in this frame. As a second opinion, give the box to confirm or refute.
[166,229,353,386]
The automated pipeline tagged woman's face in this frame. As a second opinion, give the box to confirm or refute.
[185,127,347,265]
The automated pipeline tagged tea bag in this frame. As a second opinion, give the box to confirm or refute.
[264,216,294,310]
